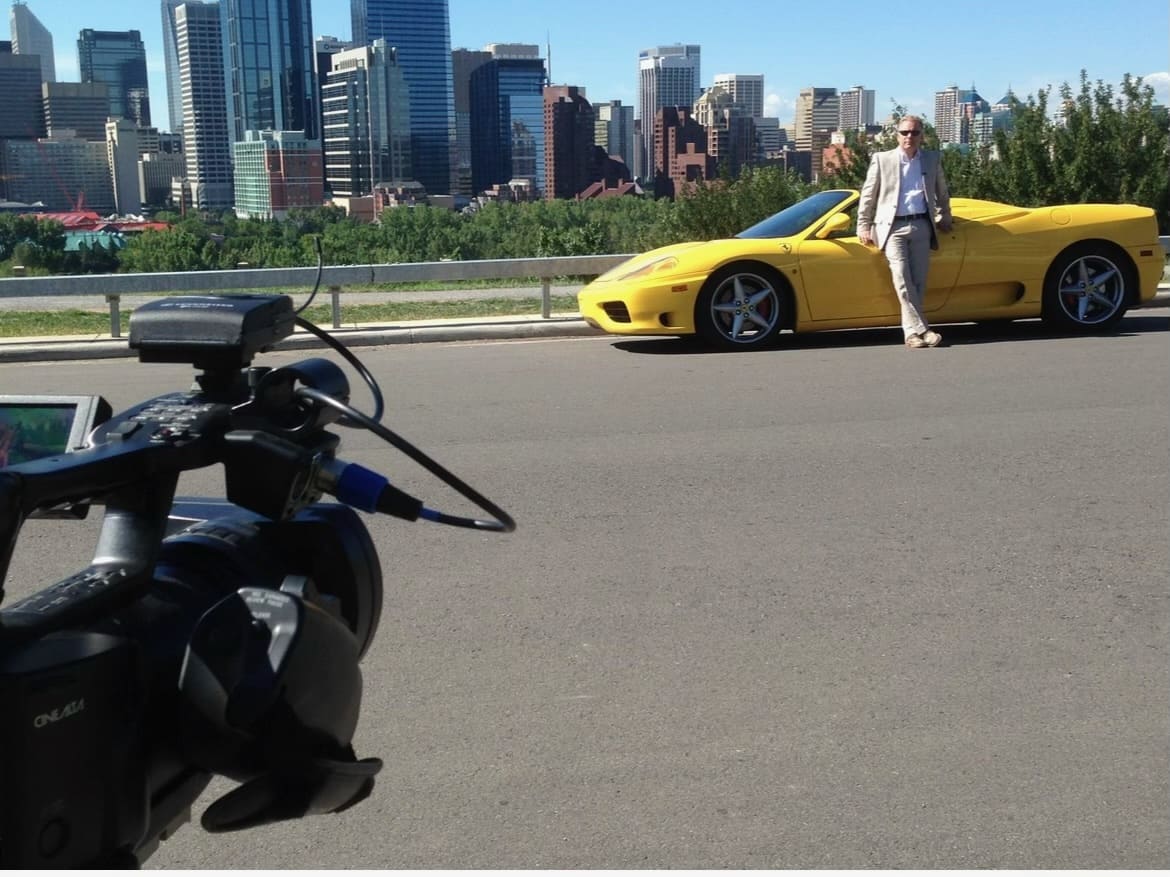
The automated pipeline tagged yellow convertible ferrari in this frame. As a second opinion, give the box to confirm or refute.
[576,189,1165,349]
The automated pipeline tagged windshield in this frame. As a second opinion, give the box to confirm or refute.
[736,190,854,239]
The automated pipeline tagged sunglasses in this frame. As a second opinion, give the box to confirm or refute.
[898,129,922,136]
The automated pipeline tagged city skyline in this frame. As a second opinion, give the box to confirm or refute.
[14,0,1170,135]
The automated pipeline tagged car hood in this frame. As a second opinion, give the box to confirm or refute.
[593,240,711,281]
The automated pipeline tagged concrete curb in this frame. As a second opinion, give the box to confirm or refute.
[2,293,1166,365]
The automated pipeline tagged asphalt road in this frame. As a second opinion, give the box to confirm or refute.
[2,312,1168,868]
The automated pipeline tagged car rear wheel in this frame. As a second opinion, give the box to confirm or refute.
[1042,243,1132,331]
[694,264,789,349]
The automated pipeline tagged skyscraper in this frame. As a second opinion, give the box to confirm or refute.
[161,0,185,133]
[78,29,151,127]
[321,39,413,197]
[9,0,54,83]
[42,81,111,140]
[637,44,700,182]
[838,85,875,131]
[0,50,46,143]
[934,84,989,145]
[934,86,959,143]
[652,104,711,198]
[712,73,764,118]
[3,135,113,211]
[106,117,142,214]
[970,90,1018,147]
[543,84,594,200]
[315,33,350,154]
[452,47,490,197]
[695,85,755,179]
[353,0,455,196]
[223,0,318,142]
[793,86,838,150]
[175,0,233,209]
[468,44,546,197]
[594,99,635,168]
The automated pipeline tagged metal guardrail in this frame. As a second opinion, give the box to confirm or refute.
[0,254,632,337]
[1,239,1168,338]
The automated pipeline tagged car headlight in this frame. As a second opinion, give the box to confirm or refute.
[599,255,680,282]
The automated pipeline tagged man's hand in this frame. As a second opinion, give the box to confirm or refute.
[937,219,952,233]
[859,229,875,247]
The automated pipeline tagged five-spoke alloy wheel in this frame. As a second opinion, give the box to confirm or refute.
[1043,244,1132,331]
[695,264,788,349]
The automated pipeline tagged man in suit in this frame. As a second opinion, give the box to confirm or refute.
[857,114,952,348]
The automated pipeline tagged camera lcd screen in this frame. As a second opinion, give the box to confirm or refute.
[0,395,110,468]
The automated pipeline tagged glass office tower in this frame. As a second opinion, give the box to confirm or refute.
[222,0,318,142]
[352,0,454,195]
[468,49,546,197]
[78,29,151,127]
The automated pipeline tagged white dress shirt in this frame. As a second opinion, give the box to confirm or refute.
[897,151,928,215]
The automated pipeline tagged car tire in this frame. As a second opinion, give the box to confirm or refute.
[1042,243,1133,332]
[694,263,790,349]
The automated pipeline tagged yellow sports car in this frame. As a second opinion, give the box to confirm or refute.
[577,189,1165,349]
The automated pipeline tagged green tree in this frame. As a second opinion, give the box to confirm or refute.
[373,204,468,262]
[2,216,66,272]
[818,128,875,190]
[1052,73,1169,223]
[970,71,1169,226]
[118,228,211,272]
[663,165,810,242]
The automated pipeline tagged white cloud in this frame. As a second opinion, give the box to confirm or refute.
[1142,71,1170,106]
[763,92,794,122]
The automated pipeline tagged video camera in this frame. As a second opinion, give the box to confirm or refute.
[0,292,514,867]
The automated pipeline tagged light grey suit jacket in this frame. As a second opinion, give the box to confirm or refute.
[857,147,952,250]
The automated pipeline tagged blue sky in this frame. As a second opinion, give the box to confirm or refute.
[19,0,1170,129]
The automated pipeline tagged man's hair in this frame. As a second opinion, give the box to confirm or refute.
[900,113,925,128]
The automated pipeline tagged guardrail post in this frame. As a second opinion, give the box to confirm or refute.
[541,277,551,319]
[329,285,342,329]
[105,294,122,338]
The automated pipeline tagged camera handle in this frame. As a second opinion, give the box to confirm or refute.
[0,470,180,645]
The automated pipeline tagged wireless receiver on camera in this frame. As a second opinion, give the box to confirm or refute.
[129,294,297,371]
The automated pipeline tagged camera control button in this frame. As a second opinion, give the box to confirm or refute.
[107,420,142,441]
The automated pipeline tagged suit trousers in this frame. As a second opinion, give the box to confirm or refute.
[883,217,932,339]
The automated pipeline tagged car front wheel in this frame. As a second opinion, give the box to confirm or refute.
[694,264,788,349]
[1042,244,1132,331]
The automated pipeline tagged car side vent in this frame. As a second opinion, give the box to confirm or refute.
[602,302,631,323]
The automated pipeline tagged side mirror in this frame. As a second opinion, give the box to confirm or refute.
[815,213,852,239]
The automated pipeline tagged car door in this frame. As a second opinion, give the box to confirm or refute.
[795,225,966,323]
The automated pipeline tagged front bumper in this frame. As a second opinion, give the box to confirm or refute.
[576,279,700,336]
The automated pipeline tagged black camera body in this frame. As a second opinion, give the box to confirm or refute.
[0,295,388,867]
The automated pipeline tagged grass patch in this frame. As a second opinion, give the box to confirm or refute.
[0,310,114,338]
[0,296,583,338]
